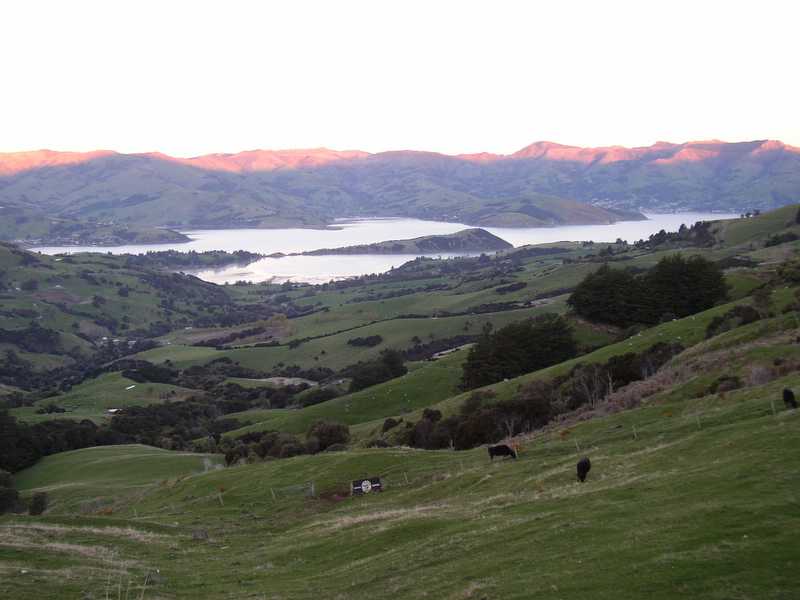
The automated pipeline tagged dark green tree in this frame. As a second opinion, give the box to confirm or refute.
[567,264,642,326]
[639,254,728,322]
[461,314,577,390]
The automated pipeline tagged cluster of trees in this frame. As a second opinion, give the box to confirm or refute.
[193,325,268,348]
[346,335,383,347]
[394,342,682,451]
[123,250,263,270]
[0,410,130,473]
[764,232,799,247]
[402,335,476,362]
[568,255,728,327]
[460,315,577,390]
[632,221,715,250]
[0,324,61,354]
[221,420,350,464]
[495,282,527,294]
[344,350,408,392]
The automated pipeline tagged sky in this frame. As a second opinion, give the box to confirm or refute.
[1,0,798,157]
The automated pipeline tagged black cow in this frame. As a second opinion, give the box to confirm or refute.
[488,444,517,460]
[784,388,798,409]
[576,457,591,482]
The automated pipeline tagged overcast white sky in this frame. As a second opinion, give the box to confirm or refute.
[1,0,798,156]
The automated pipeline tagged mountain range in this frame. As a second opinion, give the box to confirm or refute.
[1,139,798,244]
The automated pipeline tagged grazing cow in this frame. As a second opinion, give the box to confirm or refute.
[576,457,591,482]
[488,444,517,460]
[784,388,798,410]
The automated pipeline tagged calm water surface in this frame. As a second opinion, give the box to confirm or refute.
[33,213,737,284]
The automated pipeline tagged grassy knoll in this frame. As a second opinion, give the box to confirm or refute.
[10,372,196,423]
[3,372,798,599]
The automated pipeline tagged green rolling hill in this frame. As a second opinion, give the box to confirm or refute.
[3,206,800,598]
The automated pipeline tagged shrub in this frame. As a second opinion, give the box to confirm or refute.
[422,408,442,422]
[298,388,339,408]
[460,390,495,416]
[764,232,799,247]
[307,421,350,451]
[381,417,401,433]
[29,491,48,516]
[495,282,527,294]
[346,335,383,347]
[705,305,761,339]
[709,375,742,394]
[0,487,19,514]
[279,442,306,458]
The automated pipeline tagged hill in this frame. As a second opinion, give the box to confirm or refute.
[5,138,796,243]
[0,140,796,244]
[3,207,800,598]
[4,364,798,599]
[303,228,512,255]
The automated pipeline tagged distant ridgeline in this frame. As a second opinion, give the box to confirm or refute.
[302,228,513,255]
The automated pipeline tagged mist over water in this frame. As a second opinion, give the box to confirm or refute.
[33,213,738,284]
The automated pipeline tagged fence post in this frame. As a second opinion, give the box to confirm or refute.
[633,425,638,440]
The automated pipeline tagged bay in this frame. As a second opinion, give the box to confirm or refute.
[32,213,738,284]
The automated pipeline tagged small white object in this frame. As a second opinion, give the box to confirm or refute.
[125,384,136,390]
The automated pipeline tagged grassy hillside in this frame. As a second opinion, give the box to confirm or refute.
[4,371,798,599]
[4,206,800,598]
[225,347,469,436]
[11,445,222,511]
[10,372,197,423]
[353,288,799,433]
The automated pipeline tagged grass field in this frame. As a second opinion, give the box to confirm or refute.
[3,372,799,599]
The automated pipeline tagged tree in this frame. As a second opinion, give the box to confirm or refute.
[461,314,577,389]
[348,349,407,392]
[639,254,728,323]
[307,421,350,451]
[569,255,727,326]
[567,264,642,326]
